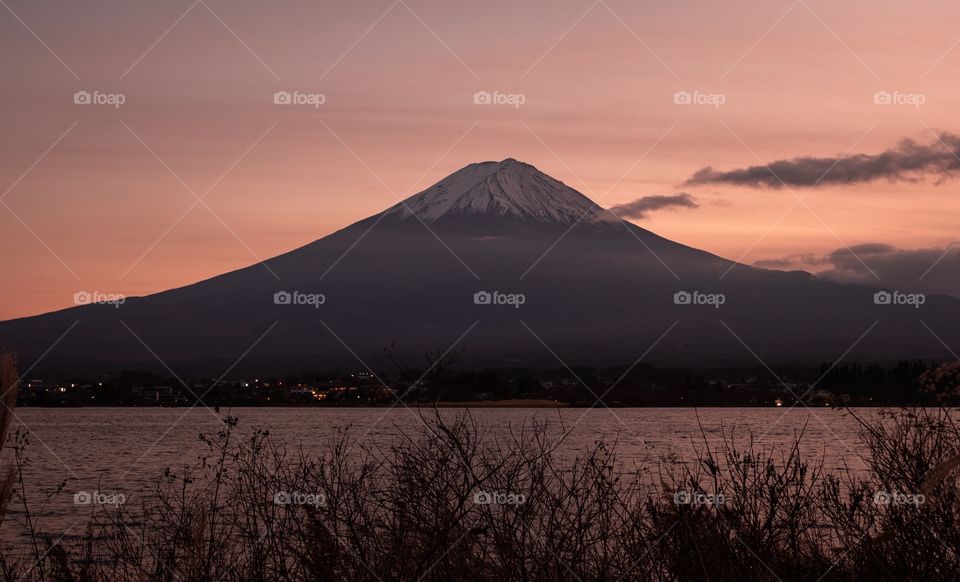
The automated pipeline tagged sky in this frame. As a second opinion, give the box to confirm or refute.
[1,0,959,319]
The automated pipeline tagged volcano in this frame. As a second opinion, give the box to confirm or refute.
[2,159,958,376]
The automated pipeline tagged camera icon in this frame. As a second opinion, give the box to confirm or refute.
[274,291,292,305]
[873,491,891,505]
[673,491,691,505]
[473,291,492,305]
[473,91,492,105]
[673,291,691,305]
[73,91,92,105]
[673,90,692,105]
[273,491,291,505]
[473,491,492,505]
[873,91,891,105]
[74,491,91,505]
[873,291,891,305]
[74,291,92,305]
[273,91,292,105]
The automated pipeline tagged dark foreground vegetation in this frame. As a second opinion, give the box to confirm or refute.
[2,351,960,581]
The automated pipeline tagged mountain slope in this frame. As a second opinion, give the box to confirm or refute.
[382,158,605,224]
[1,159,958,376]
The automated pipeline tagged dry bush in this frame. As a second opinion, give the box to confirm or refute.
[0,350,17,516]
[1,400,959,581]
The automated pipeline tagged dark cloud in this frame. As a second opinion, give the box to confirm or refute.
[754,243,960,298]
[686,133,960,188]
[753,253,829,269]
[609,193,698,219]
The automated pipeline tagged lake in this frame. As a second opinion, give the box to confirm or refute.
[3,406,877,545]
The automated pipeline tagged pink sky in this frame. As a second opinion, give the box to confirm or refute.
[2,0,959,319]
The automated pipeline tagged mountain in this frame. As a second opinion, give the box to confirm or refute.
[2,159,958,376]
[381,158,605,224]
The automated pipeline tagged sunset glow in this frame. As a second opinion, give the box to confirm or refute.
[2,0,959,319]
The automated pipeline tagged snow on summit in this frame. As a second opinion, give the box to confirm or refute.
[384,159,605,224]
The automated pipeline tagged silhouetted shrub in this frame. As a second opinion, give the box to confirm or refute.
[2,400,960,580]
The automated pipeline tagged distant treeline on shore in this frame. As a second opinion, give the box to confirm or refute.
[15,359,958,407]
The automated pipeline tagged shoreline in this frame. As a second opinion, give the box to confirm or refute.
[420,399,569,408]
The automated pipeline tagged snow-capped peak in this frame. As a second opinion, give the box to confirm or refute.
[382,159,606,224]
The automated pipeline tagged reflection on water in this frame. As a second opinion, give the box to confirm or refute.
[4,407,875,541]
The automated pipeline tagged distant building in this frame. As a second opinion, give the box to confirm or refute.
[806,389,836,406]
[290,388,317,402]
[142,386,173,405]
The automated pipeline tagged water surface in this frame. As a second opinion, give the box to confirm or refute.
[2,406,876,544]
